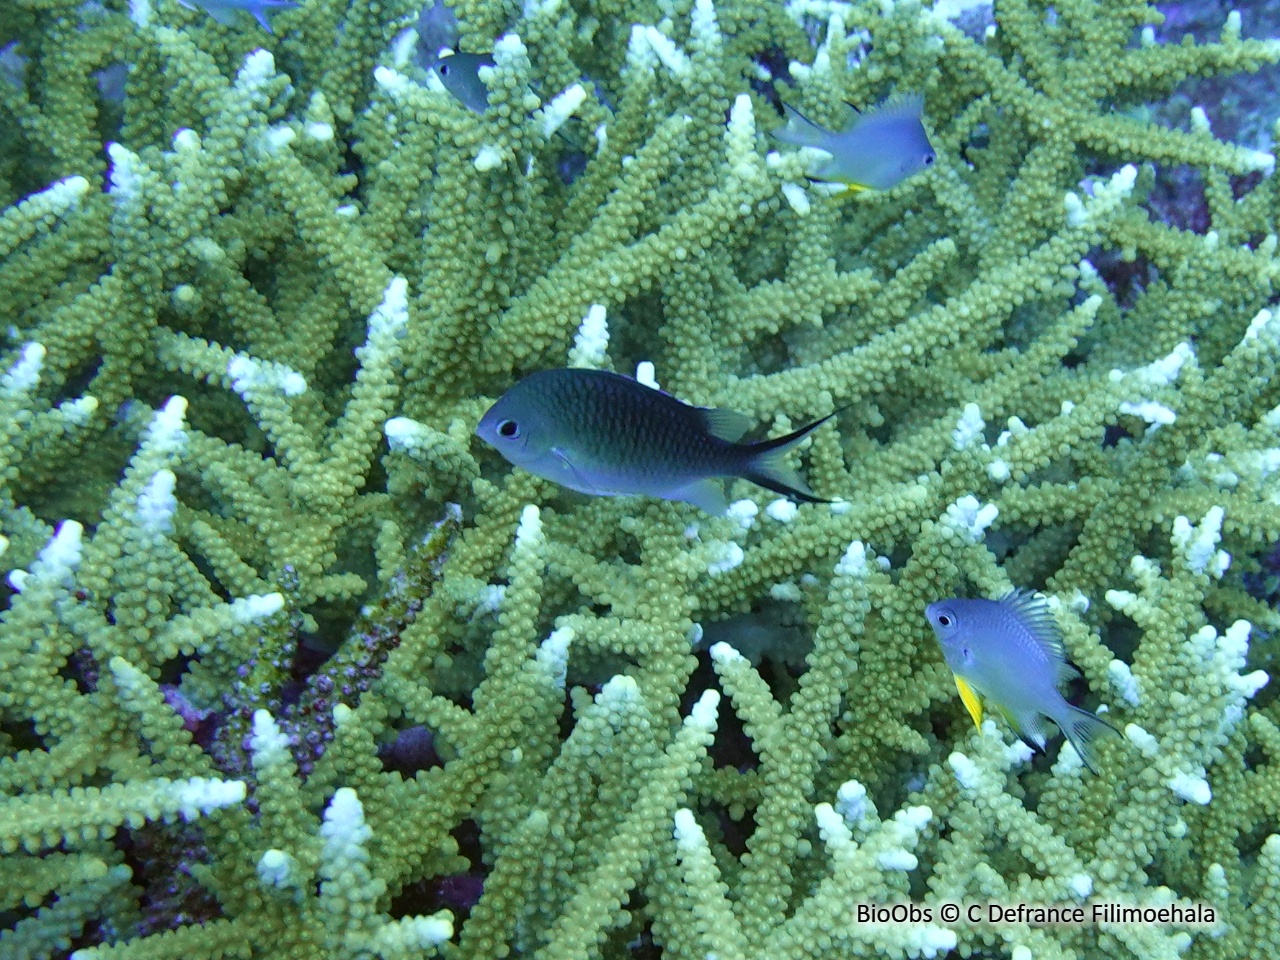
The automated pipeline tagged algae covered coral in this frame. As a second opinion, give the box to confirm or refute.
[4,0,1280,956]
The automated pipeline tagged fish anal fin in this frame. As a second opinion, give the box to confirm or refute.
[1012,710,1052,751]
[954,675,983,731]
[805,176,862,196]
[700,407,753,443]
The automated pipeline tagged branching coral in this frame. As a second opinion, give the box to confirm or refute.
[2,0,1280,957]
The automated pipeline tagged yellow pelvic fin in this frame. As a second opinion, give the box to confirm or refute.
[953,674,984,731]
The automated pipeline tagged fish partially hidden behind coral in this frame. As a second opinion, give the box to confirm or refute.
[772,94,936,192]
[925,590,1119,772]
[475,368,837,515]
[433,51,495,113]
[177,0,298,33]
[411,0,460,70]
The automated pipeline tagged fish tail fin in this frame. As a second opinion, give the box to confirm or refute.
[1059,706,1120,774]
[740,411,837,503]
[772,103,832,149]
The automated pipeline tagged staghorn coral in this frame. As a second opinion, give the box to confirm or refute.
[3,0,1280,957]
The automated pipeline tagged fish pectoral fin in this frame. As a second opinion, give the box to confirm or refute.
[671,479,728,516]
[550,448,605,496]
[953,675,984,731]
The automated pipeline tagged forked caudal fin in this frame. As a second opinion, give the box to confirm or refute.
[739,410,838,504]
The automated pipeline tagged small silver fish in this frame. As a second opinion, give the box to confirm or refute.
[177,0,298,33]
[476,368,837,515]
[434,51,494,113]
[772,94,936,192]
[925,590,1118,772]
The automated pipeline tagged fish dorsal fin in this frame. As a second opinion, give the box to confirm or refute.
[699,407,753,443]
[845,94,924,135]
[772,103,835,149]
[864,93,925,124]
[1001,589,1074,681]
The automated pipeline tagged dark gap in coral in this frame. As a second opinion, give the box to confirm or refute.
[750,46,788,113]
[306,595,367,655]
[1243,541,1280,604]
[401,870,484,922]
[1242,736,1267,772]
[717,803,755,859]
[59,656,95,695]
[180,547,232,604]
[1,718,42,752]
[556,144,589,185]
[701,669,756,772]
[117,824,220,937]
[61,352,102,399]
[864,415,895,446]
[613,923,661,959]
[747,333,793,377]
[602,888,649,954]
[609,295,664,373]
[379,724,440,775]
[1003,298,1070,351]
[1233,170,1264,200]
[1061,348,1086,369]
[1089,249,1158,310]
[289,632,336,686]
[155,655,189,685]
[1103,612,1142,663]
[614,533,643,568]
[1146,164,1210,234]
[1102,423,1134,448]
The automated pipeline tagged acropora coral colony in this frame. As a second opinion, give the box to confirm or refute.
[3,0,1280,957]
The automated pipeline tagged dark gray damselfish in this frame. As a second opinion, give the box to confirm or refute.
[434,52,495,113]
[475,368,837,515]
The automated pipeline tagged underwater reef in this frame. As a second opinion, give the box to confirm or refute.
[4,0,1280,956]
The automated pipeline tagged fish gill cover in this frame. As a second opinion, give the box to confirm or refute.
[2,0,1280,957]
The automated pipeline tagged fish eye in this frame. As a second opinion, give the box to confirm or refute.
[936,613,952,627]
[497,419,520,439]
[923,153,936,165]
